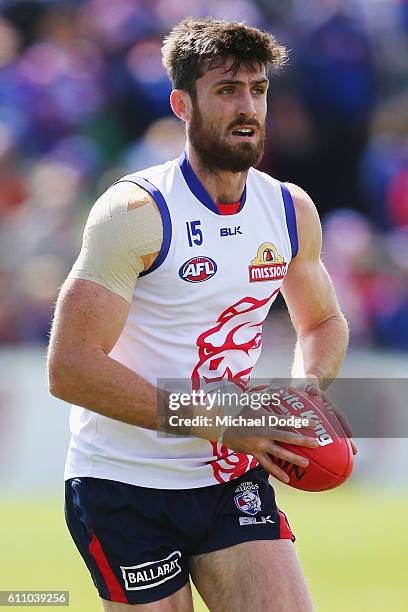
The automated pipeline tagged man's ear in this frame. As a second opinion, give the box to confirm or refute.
[170,89,193,123]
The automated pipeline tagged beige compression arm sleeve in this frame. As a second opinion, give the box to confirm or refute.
[68,181,163,303]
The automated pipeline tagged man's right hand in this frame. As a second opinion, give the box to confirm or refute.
[221,406,319,484]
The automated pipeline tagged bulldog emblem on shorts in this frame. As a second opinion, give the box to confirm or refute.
[234,489,262,516]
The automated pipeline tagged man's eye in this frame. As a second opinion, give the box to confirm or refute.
[253,87,266,95]
[219,87,234,94]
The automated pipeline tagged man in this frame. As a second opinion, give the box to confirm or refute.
[48,17,354,611]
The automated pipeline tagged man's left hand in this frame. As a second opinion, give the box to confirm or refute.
[295,376,358,456]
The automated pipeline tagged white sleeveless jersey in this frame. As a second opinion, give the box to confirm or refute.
[65,151,298,489]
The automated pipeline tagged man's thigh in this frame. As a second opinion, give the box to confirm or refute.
[191,539,314,612]
[101,582,193,612]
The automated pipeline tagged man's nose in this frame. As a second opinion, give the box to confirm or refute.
[237,89,256,118]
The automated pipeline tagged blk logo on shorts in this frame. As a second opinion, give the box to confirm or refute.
[239,515,275,526]
[120,550,181,590]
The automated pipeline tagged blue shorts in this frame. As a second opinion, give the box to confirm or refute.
[64,467,294,605]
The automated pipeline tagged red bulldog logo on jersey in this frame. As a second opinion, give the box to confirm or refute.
[191,289,280,483]
[248,242,287,282]
[191,290,279,392]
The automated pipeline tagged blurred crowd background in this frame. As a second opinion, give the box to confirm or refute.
[1,6,407,608]
[0,0,408,349]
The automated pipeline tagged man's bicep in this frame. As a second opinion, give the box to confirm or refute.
[51,278,130,357]
[281,258,341,336]
[281,183,343,336]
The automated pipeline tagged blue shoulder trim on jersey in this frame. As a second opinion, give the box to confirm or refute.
[178,150,247,214]
[280,183,298,258]
[117,177,172,277]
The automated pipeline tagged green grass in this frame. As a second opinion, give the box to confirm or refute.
[277,484,408,612]
[1,485,407,611]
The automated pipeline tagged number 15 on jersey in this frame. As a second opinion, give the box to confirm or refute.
[186,220,203,247]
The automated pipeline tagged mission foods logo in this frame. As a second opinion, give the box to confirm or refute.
[121,551,182,591]
[249,242,287,283]
[179,256,217,283]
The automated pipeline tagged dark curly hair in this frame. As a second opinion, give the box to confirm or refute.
[161,17,288,97]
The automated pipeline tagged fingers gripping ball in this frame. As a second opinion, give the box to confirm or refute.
[265,386,354,492]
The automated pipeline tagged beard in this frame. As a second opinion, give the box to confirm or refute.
[188,102,265,173]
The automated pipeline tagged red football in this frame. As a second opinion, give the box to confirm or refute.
[264,385,354,492]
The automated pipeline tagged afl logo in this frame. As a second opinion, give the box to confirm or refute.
[179,256,218,283]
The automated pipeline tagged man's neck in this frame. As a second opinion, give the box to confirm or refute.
[186,144,248,204]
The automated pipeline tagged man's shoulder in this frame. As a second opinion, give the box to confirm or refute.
[88,177,164,227]
[248,171,318,224]
[118,157,178,185]
[283,182,320,227]
[100,156,179,217]
[112,158,179,213]
[283,183,322,260]
[249,166,280,188]
[249,170,314,201]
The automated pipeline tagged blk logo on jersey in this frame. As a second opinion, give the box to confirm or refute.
[248,242,287,283]
[179,256,217,283]
[220,226,242,237]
